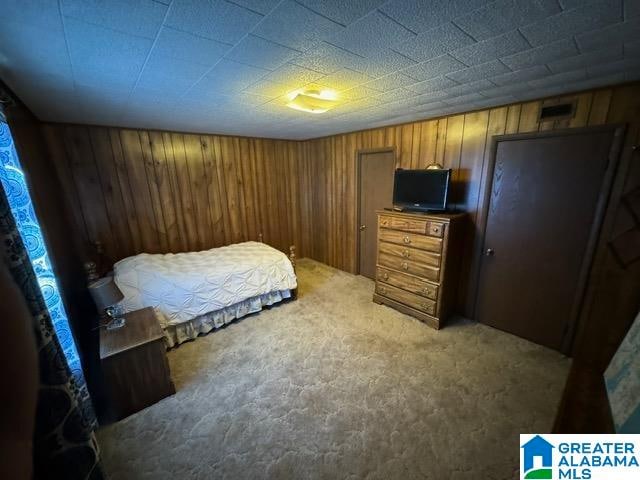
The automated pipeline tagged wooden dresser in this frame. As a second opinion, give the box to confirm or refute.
[372,210,465,329]
[100,307,175,421]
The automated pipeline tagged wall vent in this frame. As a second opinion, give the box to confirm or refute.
[538,101,576,122]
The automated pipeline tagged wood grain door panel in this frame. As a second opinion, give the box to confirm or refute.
[358,150,395,279]
[476,128,619,352]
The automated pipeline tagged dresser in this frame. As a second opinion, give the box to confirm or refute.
[372,210,465,329]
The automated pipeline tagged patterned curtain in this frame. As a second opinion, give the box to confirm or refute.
[0,121,103,479]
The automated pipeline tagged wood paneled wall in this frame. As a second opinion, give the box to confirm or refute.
[42,125,312,264]
[305,84,640,322]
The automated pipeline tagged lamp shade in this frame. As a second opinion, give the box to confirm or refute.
[88,277,124,311]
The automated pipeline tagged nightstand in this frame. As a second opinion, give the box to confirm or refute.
[100,307,175,421]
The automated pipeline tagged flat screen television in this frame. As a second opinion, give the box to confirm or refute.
[393,168,451,212]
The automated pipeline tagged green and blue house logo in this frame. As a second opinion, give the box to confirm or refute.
[521,435,554,479]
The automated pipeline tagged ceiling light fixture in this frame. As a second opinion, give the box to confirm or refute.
[286,89,338,114]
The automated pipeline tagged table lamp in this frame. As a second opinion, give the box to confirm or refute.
[88,277,126,330]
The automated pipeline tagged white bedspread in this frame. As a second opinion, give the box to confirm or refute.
[114,241,297,326]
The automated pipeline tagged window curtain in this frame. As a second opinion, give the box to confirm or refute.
[0,121,103,479]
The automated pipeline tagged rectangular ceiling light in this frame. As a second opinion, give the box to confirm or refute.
[286,89,338,114]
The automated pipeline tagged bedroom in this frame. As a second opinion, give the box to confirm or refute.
[0,0,639,479]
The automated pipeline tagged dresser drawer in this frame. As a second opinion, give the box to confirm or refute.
[379,215,427,234]
[379,241,440,267]
[377,267,438,300]
[428,221,445,238]
[378,252,440,282]
[378,229,442,253]
[376,282,436,316]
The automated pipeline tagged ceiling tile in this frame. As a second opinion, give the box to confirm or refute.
[315,68,374,90]
[455,0,561,41]
[446,59,510,84]
[0,21,72,79]
[61,0,168,39]
[548,45,624,73]
[135,54,210,93]
[380,0,491,34]
[401,54,466,82]
[501,38,578,70]
[450,30,530,66]
[329,11,416,56]
[442,79,496,97]
[225,35,301,70]
[261,63,326,86]
[65,18,153,90]
[152,27,231,67]
[576,16,640,51]
[230,0,281,15]
[298,0,387,26]
[2,0,63,32]
[252,0,343,51]
[408,76,459,95]
[393,22,475,62]
[442,92,486,106]
[529,69,587,88]
[189,59,270,96]
[489,64,550,85]
[364,72,419,92]
[245,79,291,98]
[290,42,362,74]
[349,49,416,78]
[165,0,263,44]
[520,0,623,46]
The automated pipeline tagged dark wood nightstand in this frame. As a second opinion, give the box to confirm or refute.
[100,307,175,421]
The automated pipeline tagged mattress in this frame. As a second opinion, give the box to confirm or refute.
[114,241,297,327]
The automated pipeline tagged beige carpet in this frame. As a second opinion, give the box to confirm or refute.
[98,259,569,480]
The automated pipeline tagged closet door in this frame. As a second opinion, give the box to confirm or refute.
[358,150,395,279]
[475,127,621,352]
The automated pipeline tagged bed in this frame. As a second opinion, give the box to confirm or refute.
[105,241,297,348]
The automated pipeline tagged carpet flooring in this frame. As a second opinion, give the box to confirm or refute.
[97,259,570,480]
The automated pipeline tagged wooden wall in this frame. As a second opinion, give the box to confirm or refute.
[305,84,640,324]
[42,125,312,264]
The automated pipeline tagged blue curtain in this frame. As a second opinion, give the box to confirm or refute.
[0,121,103,479]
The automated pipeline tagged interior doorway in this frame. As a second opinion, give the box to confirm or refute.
[474,126,624,353]
[357,148,396,279]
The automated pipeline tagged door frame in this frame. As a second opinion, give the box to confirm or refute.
[355,147,396,276]
[470,124,626,354]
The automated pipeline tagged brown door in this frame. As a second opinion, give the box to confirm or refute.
[475,128,619,352]
[358,150,395,279]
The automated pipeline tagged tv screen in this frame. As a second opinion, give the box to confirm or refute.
[393,169,451,212]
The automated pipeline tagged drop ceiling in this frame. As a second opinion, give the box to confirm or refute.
[1,0,639,140]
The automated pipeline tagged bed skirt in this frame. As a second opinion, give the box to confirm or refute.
[157,289,292,348]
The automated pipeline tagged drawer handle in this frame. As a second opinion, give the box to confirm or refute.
[401,262,408,270]
[379,287,387,295]
[382,273,389,280]
[402,249,410,258]
[421,303,431,311]
[403,236,411,244]
[422,287,431,295]
[381,220,388,226]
